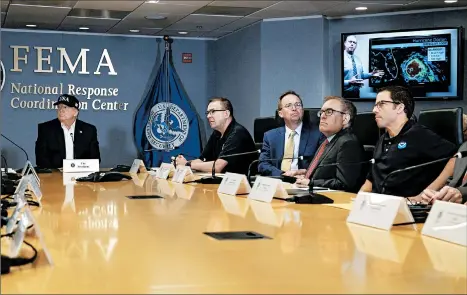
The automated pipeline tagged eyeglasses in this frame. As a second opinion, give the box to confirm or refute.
[317,108,347,117]
[205,109,226,116]
[374,100,399,110]
[281,102,303,110]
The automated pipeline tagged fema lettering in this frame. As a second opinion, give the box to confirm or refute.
[145,102,189,151]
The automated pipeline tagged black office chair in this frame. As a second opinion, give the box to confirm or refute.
[353,112,381,160]
[418,107,464,147]
[253,116,278,149]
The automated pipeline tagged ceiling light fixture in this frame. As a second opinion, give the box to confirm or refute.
[129,29,140,33]
[146,0,160,3]
[355,7,368,10]
[178,31,188,35]
[79,27,89,30]
[26,24,37,28]
[444,0,458,3]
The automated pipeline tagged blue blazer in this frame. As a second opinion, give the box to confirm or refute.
[258,124,322,176]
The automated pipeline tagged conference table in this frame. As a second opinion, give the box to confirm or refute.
[1,172,466,294]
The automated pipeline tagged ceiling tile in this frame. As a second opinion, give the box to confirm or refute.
[166,14,241,31]
[10,0,76,8]
[155,29,204,37]
[68,8,130,19]
[108,26,162,35]
[60,16,120,27]
[58,24,111,33]
[218,17,261,31]
[74,1,145,12]
[132,2,203,15]
[155,1,211,6]
[208,1,279,9]
[194,6,262,16]
[6,3,70,26]
[113,13,185,30]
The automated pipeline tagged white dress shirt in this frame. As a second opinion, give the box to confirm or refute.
[61,121,76,160]
[284,122,303,171]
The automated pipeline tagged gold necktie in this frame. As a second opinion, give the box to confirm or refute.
[281,131,296,171]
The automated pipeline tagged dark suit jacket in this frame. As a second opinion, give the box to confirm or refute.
[258,123,322,176]
[35,119,101,168]
[448,141,467,203]
[310,128,366,193]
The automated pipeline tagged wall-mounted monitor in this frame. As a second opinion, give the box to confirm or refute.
[341,27,463,100]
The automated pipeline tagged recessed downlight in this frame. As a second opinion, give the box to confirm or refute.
[444,0,458,3]
[178,31,188,35]
[146,1,160,3]
[355,6,368,10]
[26,24,37,28]
[129,29,140,33]
[79,27,89,30]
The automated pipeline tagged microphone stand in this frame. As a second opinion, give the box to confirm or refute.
[196,150,261,184]
[290,159,375,204]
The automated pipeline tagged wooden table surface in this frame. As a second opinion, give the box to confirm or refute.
[1,172,466,294]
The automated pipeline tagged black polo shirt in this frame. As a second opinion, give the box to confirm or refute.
[368,120,457,197]
[200,119,256,175]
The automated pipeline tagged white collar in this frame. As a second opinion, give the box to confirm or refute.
[285,122,303,137]
[61,121,76,132]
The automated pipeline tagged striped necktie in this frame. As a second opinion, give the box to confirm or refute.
[351,55,358,78]
[305,139,329,179]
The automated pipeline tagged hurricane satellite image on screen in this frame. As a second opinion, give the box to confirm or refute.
[369,34,451,87]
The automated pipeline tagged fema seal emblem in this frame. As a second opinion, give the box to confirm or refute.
[145,102,189,151]
[0,60,5,92]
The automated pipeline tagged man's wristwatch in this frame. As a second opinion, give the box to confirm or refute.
[186,161,192,167]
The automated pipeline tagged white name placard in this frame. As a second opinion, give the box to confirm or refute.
[217,172,251,196]
[346,192,414,231]
[129,159,147,174]
[27,174,43,206]
[171,166,194,183]
[248,176,288,203]
[156,163,175,179]
[422,201,467,246]
[63,159,99,173]
[20,160,40,186]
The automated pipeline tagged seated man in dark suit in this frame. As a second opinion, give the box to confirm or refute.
[35,94,101,168]
[258,91,322,176]
[295,96,366,192]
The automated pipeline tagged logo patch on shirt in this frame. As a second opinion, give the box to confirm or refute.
[397,141,407,149]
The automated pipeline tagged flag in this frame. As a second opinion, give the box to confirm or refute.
[133,43,202,167]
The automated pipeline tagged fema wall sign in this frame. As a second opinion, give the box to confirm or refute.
[1,60,5,92]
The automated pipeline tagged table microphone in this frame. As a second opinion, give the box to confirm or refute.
[247,156,304,184]
[195,150,261,184]
[287,158,377,204]
[380,151,467,194]
[1,134,29,162]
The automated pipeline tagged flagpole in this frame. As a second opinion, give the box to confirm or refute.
[163,35,173,152]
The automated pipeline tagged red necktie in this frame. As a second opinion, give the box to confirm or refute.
[305,139,329,179]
